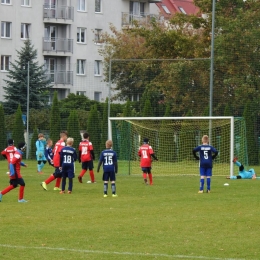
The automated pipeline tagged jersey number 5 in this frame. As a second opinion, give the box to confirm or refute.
[204,151,208,159]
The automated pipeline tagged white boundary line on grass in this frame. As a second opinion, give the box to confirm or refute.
[0,244,247,260]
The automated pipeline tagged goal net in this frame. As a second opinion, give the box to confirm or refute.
[108,117,247,176]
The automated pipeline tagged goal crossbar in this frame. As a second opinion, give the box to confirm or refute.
[108,116,235,176]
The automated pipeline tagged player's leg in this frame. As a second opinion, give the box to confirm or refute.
[147,168,153,185]
[37,160,42,173]
[0,179,16,201]
[61,171,67,193]
[40,159,47,172]
[88,161,95,183]
[54,168,62,191]
[78,162,87,183]
[198,168,206,193]
[68,178,73,193]
[67,169,74,193]
[41,172,56,191]
[206,168,212,193]
[110,172,117,197]
[103,172,108,197]
[17,178,27,202]
[142,168,148,184]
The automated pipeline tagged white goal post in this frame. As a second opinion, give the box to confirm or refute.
[108,116,238,176]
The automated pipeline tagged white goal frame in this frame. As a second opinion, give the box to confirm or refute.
[108,116,235,176]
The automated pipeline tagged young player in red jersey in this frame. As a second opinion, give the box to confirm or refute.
[78,132,96,183]
[0,142,28,203]
[1,139,17,174]
[41,131,68,191]
[138,138,158,185]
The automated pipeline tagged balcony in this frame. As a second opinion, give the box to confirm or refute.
[43,5,74,22]
[43,38,73,55]
[46,71,73,86]
[122,12,160,27]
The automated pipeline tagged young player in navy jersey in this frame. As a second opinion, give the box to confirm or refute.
[193,135,218,193]
[97,140,118,197]
[59,138,77,194]
[45,139,54,166]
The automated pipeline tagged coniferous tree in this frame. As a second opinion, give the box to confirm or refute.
[87,104,101,159]
[142,99,153,117]
[30,127,38,159]
[0,105,6,160]
[67,110,81,148]
[50,92,61,142]
[12,104,25,144]
[3,40,51,114]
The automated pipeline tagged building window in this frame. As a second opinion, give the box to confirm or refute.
[130,1,145,16]
[77,27,86,43]
[76,91,86,96]
[1,0,11,4]
[1,22,11,38]
[94,60,102,76]
[77,0,86,11]
[1,55,10,71]
[94,91,101,102]
[178,7,187,14]
[21,0,30,6]
[95,0,101,13]
[94,29,102,44]
[21,23,30,39]
[77,59,86,75]
[161,5,171,14]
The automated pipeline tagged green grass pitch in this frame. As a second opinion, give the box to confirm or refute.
[0,160,259,260]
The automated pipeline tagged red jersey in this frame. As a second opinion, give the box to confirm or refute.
[1,145,17,163]
[9,150,24,179]
[138,144,155,167]
[79,140,94,162]
[53,139,66,167]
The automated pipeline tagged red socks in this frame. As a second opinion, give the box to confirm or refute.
[89,170,95,182]
[45,174,55,184]
[148,173,153,185]
[55,177,61,188]
[1,185,14,195]
[19,186,25,200]
[79,169,87,177]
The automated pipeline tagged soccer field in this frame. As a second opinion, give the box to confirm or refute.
[0,160,259,260]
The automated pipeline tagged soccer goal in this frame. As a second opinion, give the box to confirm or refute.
[108,117,248,176]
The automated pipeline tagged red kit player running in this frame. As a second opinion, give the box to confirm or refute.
[1,139,17,174]
[78,132,96,184]
[138,138,158,185]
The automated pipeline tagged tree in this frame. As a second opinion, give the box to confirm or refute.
[30,127,38,159]
[87,104,101,159]
[12,104,25,144]
[142,99,153,117]
[101,99,109,151]
[3,40,51,114]
[50,92,61,142]
[0,105,6,160]
[67,110,81,148]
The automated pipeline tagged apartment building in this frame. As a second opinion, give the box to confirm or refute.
[0,0,161,102]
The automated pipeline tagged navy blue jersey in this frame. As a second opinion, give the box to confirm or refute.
[60,146,77,167]
[193,145,218,168]
[45,146,54,165]
[99,149,118,173]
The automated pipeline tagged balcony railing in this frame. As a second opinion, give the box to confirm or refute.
[45,71,73,85]
[43,38,73,53]
[43,5,74,20]
[122,12,160,26]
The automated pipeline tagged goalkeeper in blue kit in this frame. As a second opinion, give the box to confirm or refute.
[193,135,218,193]
[226,157,257,179]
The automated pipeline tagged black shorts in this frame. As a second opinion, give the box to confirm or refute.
[53,167,63,178]
[10,178,25,187]
[82,161,93,170]
[103,171,116,182]
[62,165,75,179]
[141,167,151,173]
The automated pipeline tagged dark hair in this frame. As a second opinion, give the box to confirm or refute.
[143,138,149,143]
[18,142,26,150]
[60,130,68,136]
[83,132,89,139]
[8,139,14,145]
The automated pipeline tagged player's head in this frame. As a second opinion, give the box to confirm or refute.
[60,130,68,141]
[106,140,113,148]
[202,135,209,144]
[38,133,44,139]
[143,138,149,144]
[18,142,26,152]
[47,138,53,146]
[83,132,89,139]
[8,139,14,145]
[66,137,74,146]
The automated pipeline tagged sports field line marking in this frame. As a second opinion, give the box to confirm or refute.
[0,244,247,260]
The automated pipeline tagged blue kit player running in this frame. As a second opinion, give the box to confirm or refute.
[59,138,77,194]
[227,157,257,179]
[193,135,218,193]
[97,140,118,198]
